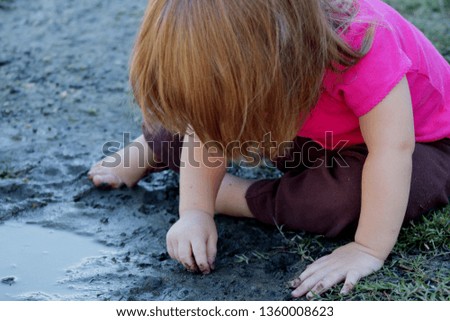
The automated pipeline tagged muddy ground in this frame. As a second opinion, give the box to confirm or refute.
[0,0,448,301]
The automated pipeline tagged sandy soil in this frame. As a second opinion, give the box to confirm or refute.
[0,0,311,301]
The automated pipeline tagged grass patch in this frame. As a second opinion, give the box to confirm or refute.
[385,0,450,13]
[394,210,450,255]
[233,207,449,300]
[284,209,450,301]
[385,0,450,60]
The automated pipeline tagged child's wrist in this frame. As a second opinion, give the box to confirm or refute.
[353,239,390,261]
[179,209,215,220]
[354,224,401,261]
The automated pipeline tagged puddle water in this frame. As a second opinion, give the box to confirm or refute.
[0,222,108,300]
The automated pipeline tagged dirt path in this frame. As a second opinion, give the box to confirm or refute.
[0,0,303,300]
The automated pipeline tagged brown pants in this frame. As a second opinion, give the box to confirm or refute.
[143,125,450,238]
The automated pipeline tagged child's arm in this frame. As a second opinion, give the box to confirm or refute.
[291,77,415,298]
[166,131,226,274]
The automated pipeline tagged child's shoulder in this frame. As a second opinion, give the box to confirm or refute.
[343,0,408,50]
[323,0,416,116]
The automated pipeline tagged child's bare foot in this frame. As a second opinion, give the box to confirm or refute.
[88,134,164,188]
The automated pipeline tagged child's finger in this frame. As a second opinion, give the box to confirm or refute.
[87,164,106,179]
[92,173,123,188]
[166,240,176,260]
[191,240,210,274]
[167,247,174,260]
[177,242,197,272]
[298,258,330,283]
[340,270,360,295]
[291,275,319,298]
[206,235,217,270]
[291,268,329,298]
[306,272,344,299]
[289,278,301,289]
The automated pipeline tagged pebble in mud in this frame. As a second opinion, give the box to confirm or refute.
[1,276,16,286]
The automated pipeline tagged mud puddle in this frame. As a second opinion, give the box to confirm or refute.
[0,222,109,300]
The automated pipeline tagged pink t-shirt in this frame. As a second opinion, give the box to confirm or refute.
[298,0,450,149]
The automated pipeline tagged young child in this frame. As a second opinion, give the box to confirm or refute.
[88,0,450,299]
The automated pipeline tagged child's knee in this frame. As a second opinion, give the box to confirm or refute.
[142,124,183,173]
[272,181,361,238]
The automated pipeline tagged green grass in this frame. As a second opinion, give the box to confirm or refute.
[394,210,449,255]
[317,209,450,300]
[234,207,449,300]
[385,0,450,60]
[264,209,449,301]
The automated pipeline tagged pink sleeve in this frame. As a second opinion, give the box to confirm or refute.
[327,22,412,117]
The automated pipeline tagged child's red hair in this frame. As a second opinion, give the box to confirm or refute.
[131,0,373,159]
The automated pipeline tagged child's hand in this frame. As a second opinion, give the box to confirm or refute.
[166,210,218,274]
[290,242,384,299]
